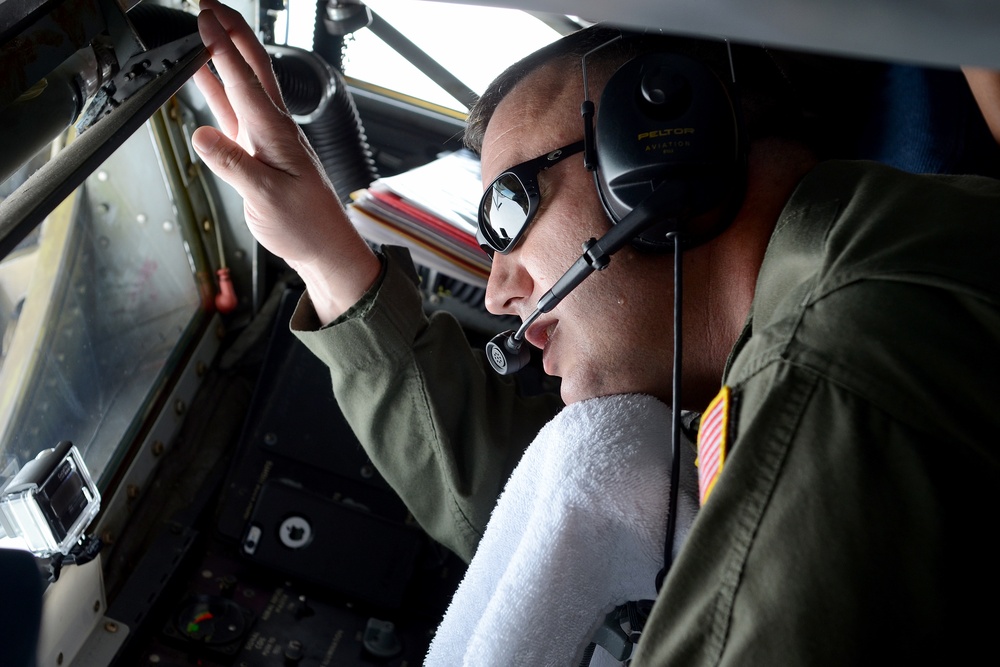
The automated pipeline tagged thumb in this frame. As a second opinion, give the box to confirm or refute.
[191,125,257,195]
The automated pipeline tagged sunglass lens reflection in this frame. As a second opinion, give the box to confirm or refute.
[483,174,530,251]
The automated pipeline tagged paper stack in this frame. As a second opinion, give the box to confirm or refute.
[348,149,491,288]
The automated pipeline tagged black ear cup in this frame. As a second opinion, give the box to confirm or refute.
[594,51,745,251]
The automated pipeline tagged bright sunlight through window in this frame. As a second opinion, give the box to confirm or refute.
[277,0,562,112]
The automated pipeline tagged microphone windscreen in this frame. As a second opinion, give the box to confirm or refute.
[486,331,530,375]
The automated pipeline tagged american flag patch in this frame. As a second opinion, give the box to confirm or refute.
[697,386,732,505]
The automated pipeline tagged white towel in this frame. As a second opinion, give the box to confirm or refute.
[425,393,700,666]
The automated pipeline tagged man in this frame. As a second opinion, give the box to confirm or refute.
[192,0,1000,663]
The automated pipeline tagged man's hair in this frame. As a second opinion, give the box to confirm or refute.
[464,24,852,157]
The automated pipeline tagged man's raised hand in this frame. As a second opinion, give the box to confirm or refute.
[191,0,380,323]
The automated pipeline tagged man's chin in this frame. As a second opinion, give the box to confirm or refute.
[559,378,601,406]
[559,375,667,406]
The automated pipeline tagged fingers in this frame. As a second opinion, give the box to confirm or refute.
[196,6,268,121]
[191,125,255,196]
[193,64,238,138]
[197,3,295,159]
[198,0,284,106]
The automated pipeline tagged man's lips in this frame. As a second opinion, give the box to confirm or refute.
[524,319,557,351]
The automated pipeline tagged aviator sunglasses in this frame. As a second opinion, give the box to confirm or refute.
[477,140,586,255]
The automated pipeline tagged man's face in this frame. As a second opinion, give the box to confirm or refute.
[480,62,676,405]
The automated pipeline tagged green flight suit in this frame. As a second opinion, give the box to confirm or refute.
[294,160,1000,663]
[292,247,562,562]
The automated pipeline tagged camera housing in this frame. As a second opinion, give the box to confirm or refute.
[0,441,101,556]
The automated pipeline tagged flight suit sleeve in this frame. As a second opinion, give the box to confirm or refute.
[289,246,563,562]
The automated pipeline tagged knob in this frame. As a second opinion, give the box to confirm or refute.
[362,618,402,659]
[640,68,692,119]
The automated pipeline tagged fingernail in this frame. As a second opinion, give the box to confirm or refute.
[192,128,220,154]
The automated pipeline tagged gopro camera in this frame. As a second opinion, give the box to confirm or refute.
[0,441,101,556]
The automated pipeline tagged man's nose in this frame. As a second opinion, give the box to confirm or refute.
[484,252,533,316]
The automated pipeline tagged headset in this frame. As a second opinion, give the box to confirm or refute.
[589,43,746,251]
[484,31,749,591]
